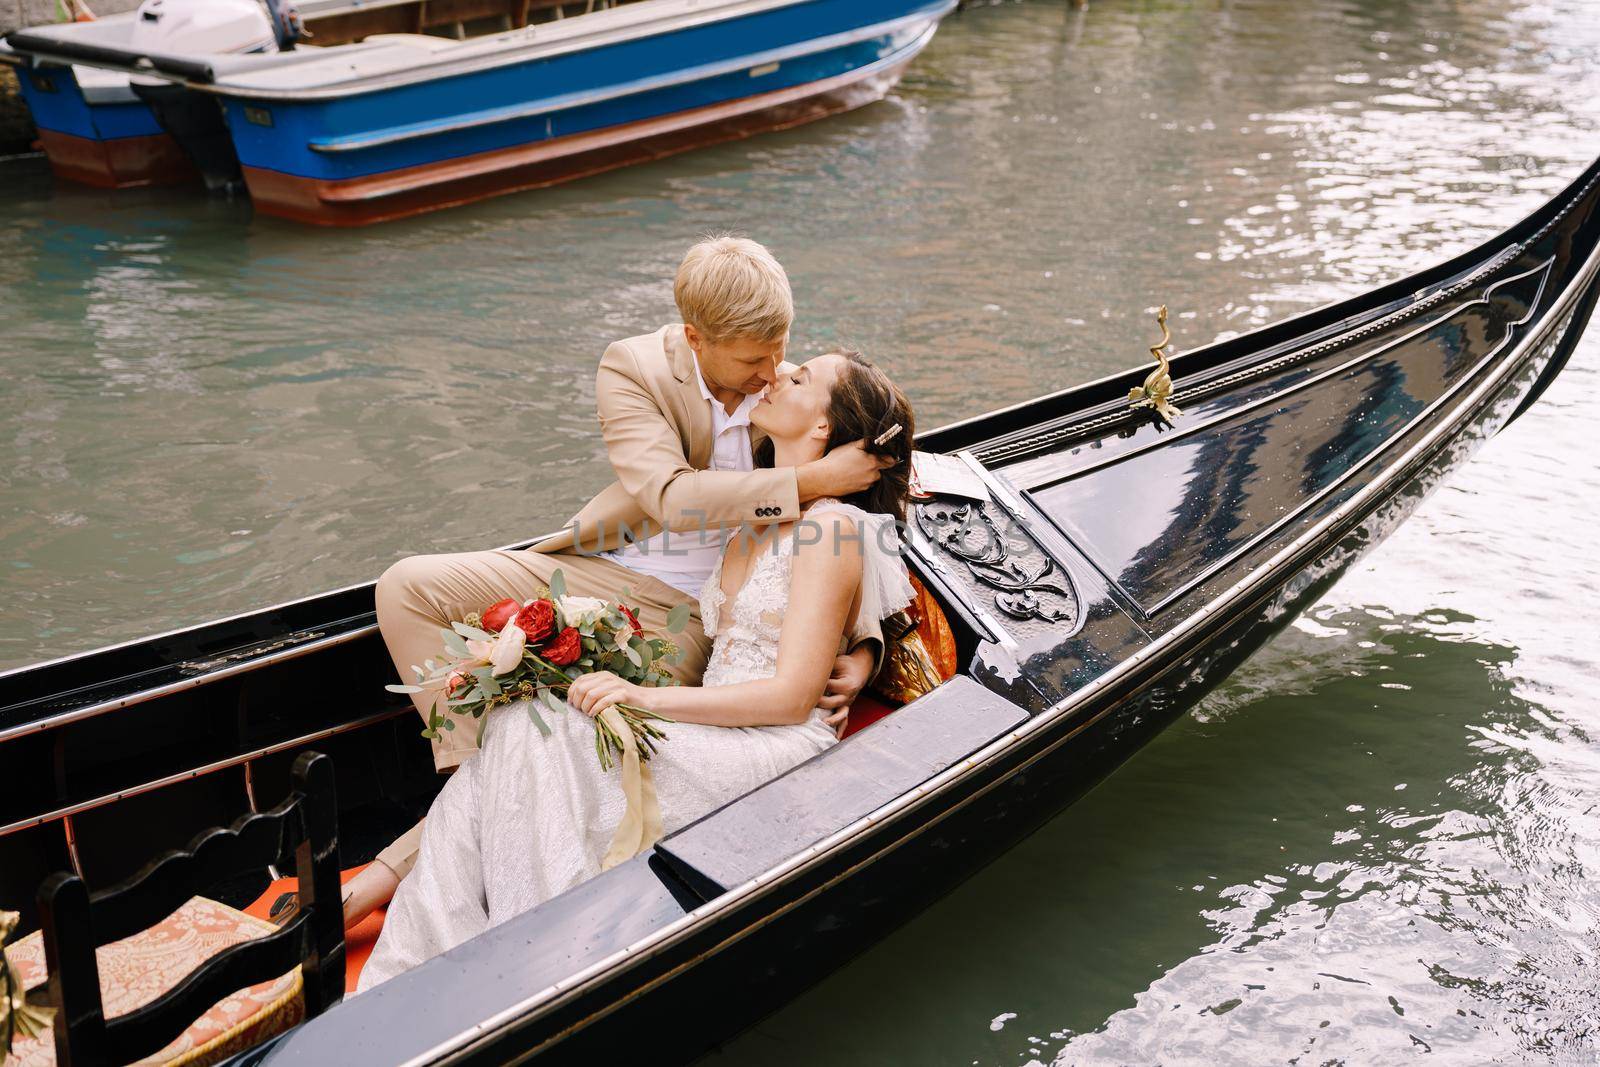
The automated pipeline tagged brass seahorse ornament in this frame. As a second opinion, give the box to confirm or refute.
[2,910,54,1056]
[1128,304,1182,426]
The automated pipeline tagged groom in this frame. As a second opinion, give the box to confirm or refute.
[345,235,890,924]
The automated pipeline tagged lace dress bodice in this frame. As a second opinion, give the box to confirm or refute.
[698,537,797,689]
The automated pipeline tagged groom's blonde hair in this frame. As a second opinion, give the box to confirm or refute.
[674,234,793,343]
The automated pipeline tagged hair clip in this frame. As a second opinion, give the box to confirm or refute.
[873,422,903,447]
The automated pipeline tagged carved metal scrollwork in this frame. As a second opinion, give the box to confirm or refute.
[915,499,1079,627]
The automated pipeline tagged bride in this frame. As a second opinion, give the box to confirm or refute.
[358,350,916,989]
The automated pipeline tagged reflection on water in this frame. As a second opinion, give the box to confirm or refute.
[3,0,1600,1061]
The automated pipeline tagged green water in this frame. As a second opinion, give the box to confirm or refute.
[3,0,1598,1061]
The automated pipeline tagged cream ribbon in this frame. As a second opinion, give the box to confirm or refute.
[598,706,663,869]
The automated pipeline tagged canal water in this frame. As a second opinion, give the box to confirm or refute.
[2,0,1598,1062]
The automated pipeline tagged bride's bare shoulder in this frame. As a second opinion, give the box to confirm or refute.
[790,509,865,585]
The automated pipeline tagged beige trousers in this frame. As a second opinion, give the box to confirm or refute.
[371,548,710,880]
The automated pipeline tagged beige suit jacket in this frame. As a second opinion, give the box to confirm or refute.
[532,324,801,555]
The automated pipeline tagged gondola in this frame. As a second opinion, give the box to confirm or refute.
[3,151,1598,1065]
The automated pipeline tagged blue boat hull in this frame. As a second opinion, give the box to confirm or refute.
[13,63,193,187]
[226,0,952,224]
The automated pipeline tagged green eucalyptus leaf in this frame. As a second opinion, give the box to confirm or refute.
[452,621,494,641]
[548,568,568,601]
[385,683,425,694]
[665,603,691,633]
[525,702,551,737]
[540,688,566,721]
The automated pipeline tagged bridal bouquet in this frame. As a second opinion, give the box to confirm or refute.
[386,569,685,769]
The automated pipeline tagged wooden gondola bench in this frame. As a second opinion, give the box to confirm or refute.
[5,752,343,1067]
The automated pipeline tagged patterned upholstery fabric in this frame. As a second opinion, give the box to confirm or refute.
[5,897,303,1067]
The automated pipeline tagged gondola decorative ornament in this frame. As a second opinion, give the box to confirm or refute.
[915,501,1077,625]
[1128,305,1182,425]
[1,910,53,1056]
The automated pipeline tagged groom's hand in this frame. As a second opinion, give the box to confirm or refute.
[819,646,874,739]
[798,440,894,502]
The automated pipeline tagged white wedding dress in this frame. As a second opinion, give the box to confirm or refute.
[358,502,911,990]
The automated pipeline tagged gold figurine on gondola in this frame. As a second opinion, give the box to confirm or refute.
[1128,304,1182,425]
[2,910,54,1057]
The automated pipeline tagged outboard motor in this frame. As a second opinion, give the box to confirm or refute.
[128,0,278,55]
[127,0,285,192]
[263,0,306,51]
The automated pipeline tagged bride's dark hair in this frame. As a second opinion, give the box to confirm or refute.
[756,350,915,522]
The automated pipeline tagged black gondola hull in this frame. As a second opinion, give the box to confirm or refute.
[4,152,1597,1067]
[244,241,1600,1065]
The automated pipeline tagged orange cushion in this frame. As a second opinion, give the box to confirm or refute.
[243,866,382,994]
[850,576,959,736]
[912,575,961,682]
[869,575,960,705]
[6,897,303,1067]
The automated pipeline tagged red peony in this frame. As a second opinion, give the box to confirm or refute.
[541,626,582,666]
[619,604,643,636]
[514,599,556,643]
[481,597,519,632]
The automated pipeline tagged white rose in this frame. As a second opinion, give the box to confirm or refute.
[466,621,526,677]
[557,595,608,627]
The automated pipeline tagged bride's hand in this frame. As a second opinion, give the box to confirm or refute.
[566,671,645,718]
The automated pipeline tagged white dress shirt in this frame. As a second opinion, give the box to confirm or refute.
[603,357,760,596]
